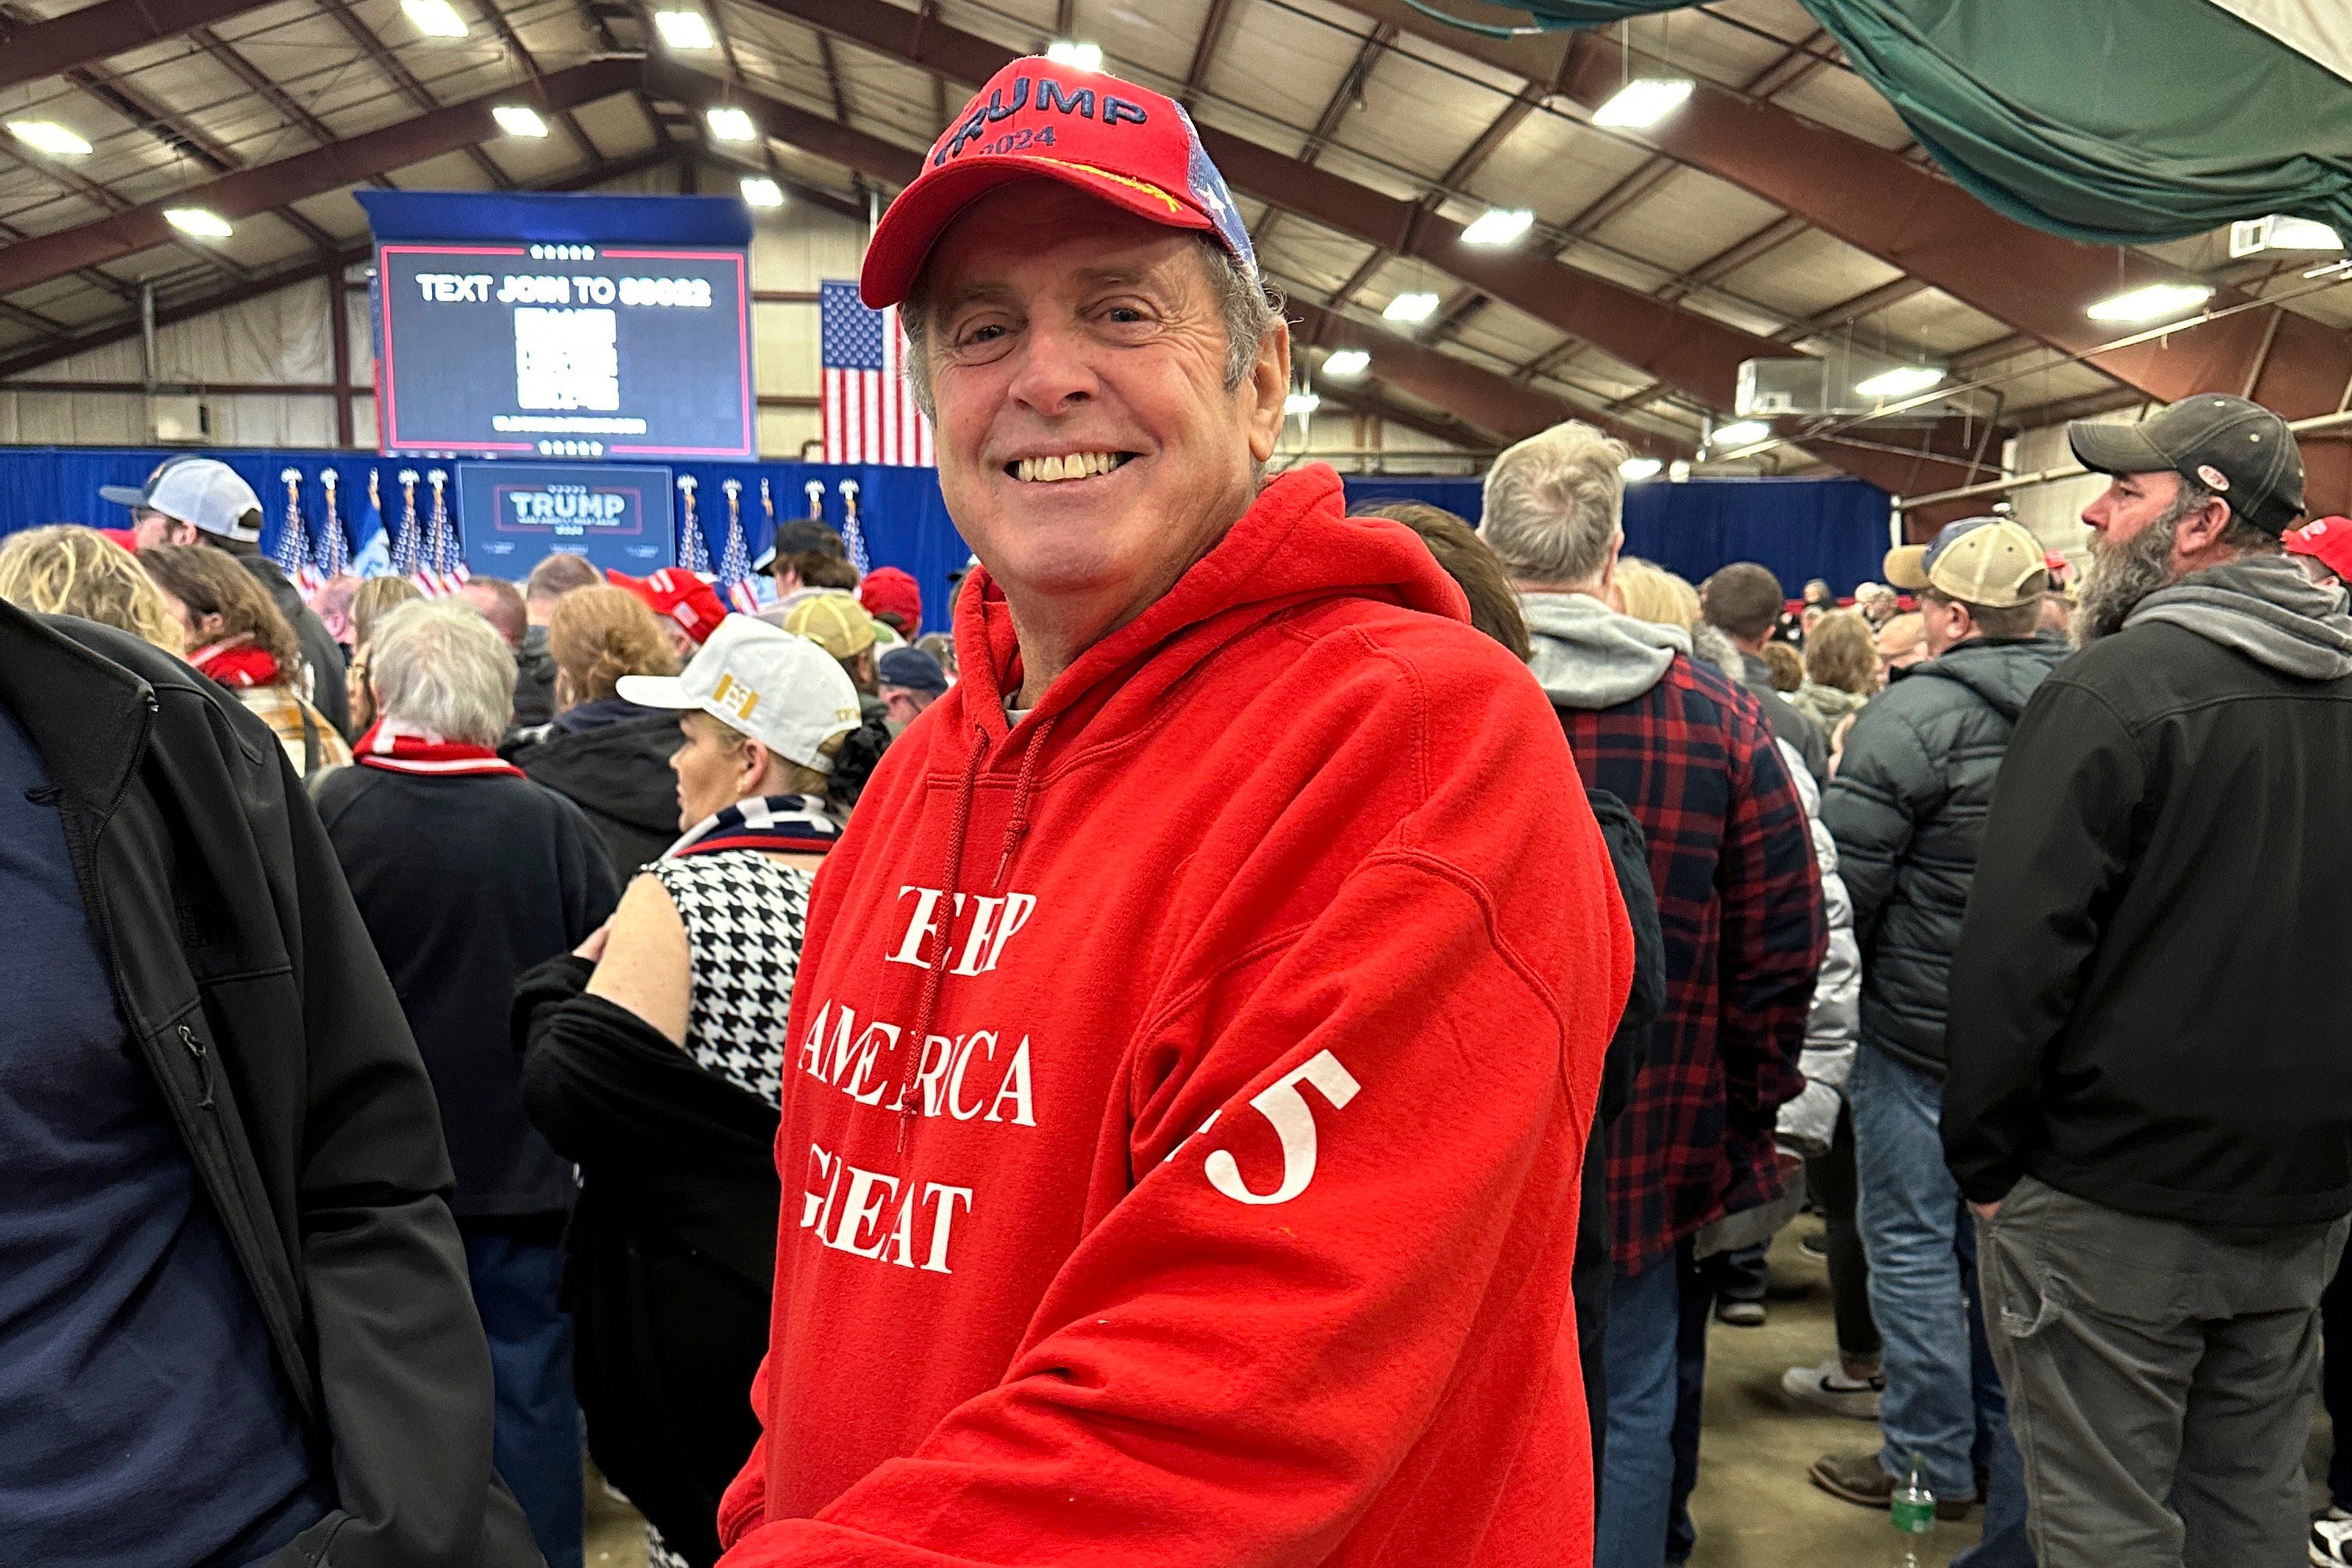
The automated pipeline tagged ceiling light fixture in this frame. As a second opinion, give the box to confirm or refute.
[740,176,785,208]
[1045,39,1103,71]
[164,207,234,240]
[1382,291,1440,324]
[652,8,715,48]
[1710,419,1769,448]
[1321,348,1371,377]
[8,120,91,157]
[705,106,756,143]
[400,0,468,37]
[2086,282,2214,324]
[1284,391,1321,416]
[1853,364,1946,399]
[1619,455,1663,481]
[491,105,549,138]
[1592,77,1693,130]
[2228,215,2343,258]
[1460,207,1535,246]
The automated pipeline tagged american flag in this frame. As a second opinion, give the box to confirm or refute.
[821,280,933,466]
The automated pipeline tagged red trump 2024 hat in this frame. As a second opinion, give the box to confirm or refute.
[607,566,731,645]
[2284,516,2352,582]
[859,56,1257,309]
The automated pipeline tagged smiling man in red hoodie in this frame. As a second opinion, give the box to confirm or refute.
[717,57,1634,1568]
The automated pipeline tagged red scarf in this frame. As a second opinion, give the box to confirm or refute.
[353,719,524,779]
[188,638,280,690]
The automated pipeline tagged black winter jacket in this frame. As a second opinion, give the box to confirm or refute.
[513,954,780,1567]
[1945,566,2352,1225]
[316,766,620,1220]
[508,705,681,873]
[0,602,541,1566]
[1821,636,2068,1074]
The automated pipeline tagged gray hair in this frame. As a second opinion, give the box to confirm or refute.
[369,599,517,748]
[899,234,1278,421]
[1481,421,1630,588]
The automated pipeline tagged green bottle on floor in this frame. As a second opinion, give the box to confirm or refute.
[1890,1450,1936,1566]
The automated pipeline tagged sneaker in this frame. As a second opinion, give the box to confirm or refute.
[1715,1298,1768,1327]
[2313,1516,2352,1565]
[1780,1357,1883,1420]
[1799,1230,1830,1260]
[1808,1452,1973,1520]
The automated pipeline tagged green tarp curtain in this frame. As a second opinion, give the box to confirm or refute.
[1425,0,2352,247]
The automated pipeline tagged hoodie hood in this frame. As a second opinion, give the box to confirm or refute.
[1517,591,1691,710]
[2125,553,2352,680]
[948,466,1470,753]
[1907,636,2071,723]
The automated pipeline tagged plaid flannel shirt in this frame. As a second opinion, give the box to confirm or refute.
[1557,652,1823,1274]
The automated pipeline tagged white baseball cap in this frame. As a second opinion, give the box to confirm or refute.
[100,457,264,541]
[617,615,862,772]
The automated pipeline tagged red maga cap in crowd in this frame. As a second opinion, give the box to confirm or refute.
[859,565,921,632]
[2283,516,2352,582]
[859,56,1257,309]
[606,566,730,645]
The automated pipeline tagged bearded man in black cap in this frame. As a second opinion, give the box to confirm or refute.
[1943,394,2352,1568]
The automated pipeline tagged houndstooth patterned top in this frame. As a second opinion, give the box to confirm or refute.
[650,850,810,1107]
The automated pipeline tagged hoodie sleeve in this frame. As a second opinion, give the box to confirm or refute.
[1943,677,2144,1203]
[717,670,1632,1568]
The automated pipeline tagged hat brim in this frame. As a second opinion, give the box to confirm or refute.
[98,484,148,507]
[615,674,695,710]
[1883,545,1932,591]
[2068,420,2171,480]
[860,155,1217,308]
[749,543,776,572]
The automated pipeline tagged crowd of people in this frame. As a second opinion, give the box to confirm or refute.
[3,52,2349,1568]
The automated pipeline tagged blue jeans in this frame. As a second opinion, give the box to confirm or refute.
[1850,1045,2032,1568]
[463,1225,584,1568]
[1597,1244,1686,1568]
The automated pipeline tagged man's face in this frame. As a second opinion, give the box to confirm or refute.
[2081,470,2182,548]
[879,684,935,732]
[1875,625,1926,684]
[130,508,196,549]
[921,181,1287,617]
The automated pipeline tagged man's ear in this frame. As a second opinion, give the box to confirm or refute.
[1244,319,1292,466]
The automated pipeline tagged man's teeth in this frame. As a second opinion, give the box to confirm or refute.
[1014,452,1124,483]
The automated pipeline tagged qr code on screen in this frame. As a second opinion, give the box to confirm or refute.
[514,307,620,412]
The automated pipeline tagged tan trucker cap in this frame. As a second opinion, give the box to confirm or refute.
[1884,517,2047,609]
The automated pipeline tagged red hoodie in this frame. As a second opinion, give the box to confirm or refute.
[717,465,1632,1567]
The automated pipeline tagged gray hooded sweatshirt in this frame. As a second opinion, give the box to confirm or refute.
[2125,552,2352,680]
[1520,591,1689,710]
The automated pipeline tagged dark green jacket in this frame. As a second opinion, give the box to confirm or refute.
[1821,636,2068,1074]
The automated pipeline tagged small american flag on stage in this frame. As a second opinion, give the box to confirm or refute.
[821,280,933,466]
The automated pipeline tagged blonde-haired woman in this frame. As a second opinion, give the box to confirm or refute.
[506,584,683,871]
[139,543,352,777]
[0,524,183,652]
[1613,557,1703,631]
[513,617,878,1568]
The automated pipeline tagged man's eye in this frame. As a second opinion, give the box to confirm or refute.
[960,324,1007,346]
[1106,307,1146,323]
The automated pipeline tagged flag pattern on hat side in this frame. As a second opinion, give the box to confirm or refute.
[822,280,934,466]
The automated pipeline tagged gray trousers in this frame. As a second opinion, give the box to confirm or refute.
[1976,1174,2348,1568]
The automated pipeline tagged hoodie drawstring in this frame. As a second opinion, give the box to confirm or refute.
[895,723,992,1150]
[993,712,1056,890]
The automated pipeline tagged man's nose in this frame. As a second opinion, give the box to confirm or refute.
[1005,320,1097,414]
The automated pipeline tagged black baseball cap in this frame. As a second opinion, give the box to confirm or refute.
[877,645,949,696]
[2068,394,2304,535]
[752,518,848,573]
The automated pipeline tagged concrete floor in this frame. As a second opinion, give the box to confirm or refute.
[1685,1226,1981,1566]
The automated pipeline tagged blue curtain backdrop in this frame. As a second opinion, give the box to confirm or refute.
[0,448,1893,628]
